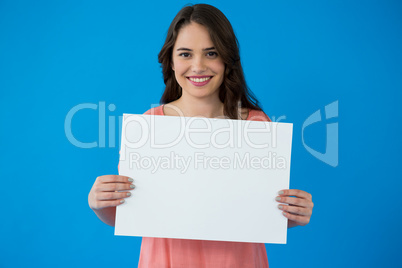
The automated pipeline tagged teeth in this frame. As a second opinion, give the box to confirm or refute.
[189,77,211,82]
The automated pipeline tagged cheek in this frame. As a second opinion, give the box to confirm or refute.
[211,61,225,76]
[172,60,187,87]
[173,60,188,76]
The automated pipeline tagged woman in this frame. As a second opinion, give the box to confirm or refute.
[88,3,314,267]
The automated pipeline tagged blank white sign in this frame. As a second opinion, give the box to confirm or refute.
[115,114,293,244]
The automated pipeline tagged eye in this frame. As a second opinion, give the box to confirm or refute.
[179,53,191,58]
[207,52,218,57]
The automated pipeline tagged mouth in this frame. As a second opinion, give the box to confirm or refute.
[186,76,213,86]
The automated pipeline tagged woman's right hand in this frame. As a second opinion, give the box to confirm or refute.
[88,175,135,210]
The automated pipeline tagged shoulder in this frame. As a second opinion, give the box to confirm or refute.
[143,105,164,115]
[247,109,271,122]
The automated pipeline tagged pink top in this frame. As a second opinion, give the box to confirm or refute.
[144,104,271,122]
[138,105,271,268]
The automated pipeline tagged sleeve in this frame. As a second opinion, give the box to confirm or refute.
[247,109,271,122]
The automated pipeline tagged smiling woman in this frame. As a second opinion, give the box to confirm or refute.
[158,4,264,120]
[171,22,225,104]
[88,3,314,268]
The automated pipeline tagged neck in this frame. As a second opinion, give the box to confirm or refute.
[174,94,224,118]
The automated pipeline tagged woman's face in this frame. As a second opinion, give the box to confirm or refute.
[172,22,225,101]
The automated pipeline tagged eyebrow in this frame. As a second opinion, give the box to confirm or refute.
[176,47,216,51]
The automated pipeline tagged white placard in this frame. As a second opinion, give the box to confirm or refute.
[115,114,292,244]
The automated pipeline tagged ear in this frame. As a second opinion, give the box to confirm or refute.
[171,63,175,71]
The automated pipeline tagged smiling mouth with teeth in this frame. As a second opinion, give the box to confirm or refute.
[187,76,213,82]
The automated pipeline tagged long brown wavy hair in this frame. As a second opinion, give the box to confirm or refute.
[158,4,263,119]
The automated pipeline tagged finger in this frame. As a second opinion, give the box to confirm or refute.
[97,191,132,200]
[96,182,135,192]
[275,196,314,209]
[92,199,127,210]
[278,189,312,200]
[282,211,310,226]
[278,204,312,216]
[97,175,134,183]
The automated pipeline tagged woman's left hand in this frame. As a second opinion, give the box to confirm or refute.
[275,189,314,228]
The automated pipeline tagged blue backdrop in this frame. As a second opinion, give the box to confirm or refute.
[1,0,401,267]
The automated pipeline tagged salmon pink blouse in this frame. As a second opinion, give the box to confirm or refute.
[136,105,271,268]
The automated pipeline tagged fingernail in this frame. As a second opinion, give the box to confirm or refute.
[127,192,131,197]
[128,178,134,182]
[130,184,135,189]
[120,199,125,203]
[278,190,284,195]
[283,212,287,216]
[278,205,283,209]
[275,197,281,201]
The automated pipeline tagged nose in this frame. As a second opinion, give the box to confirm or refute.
[191,56,207,74]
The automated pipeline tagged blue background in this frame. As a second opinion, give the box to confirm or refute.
[1,0,401,267]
